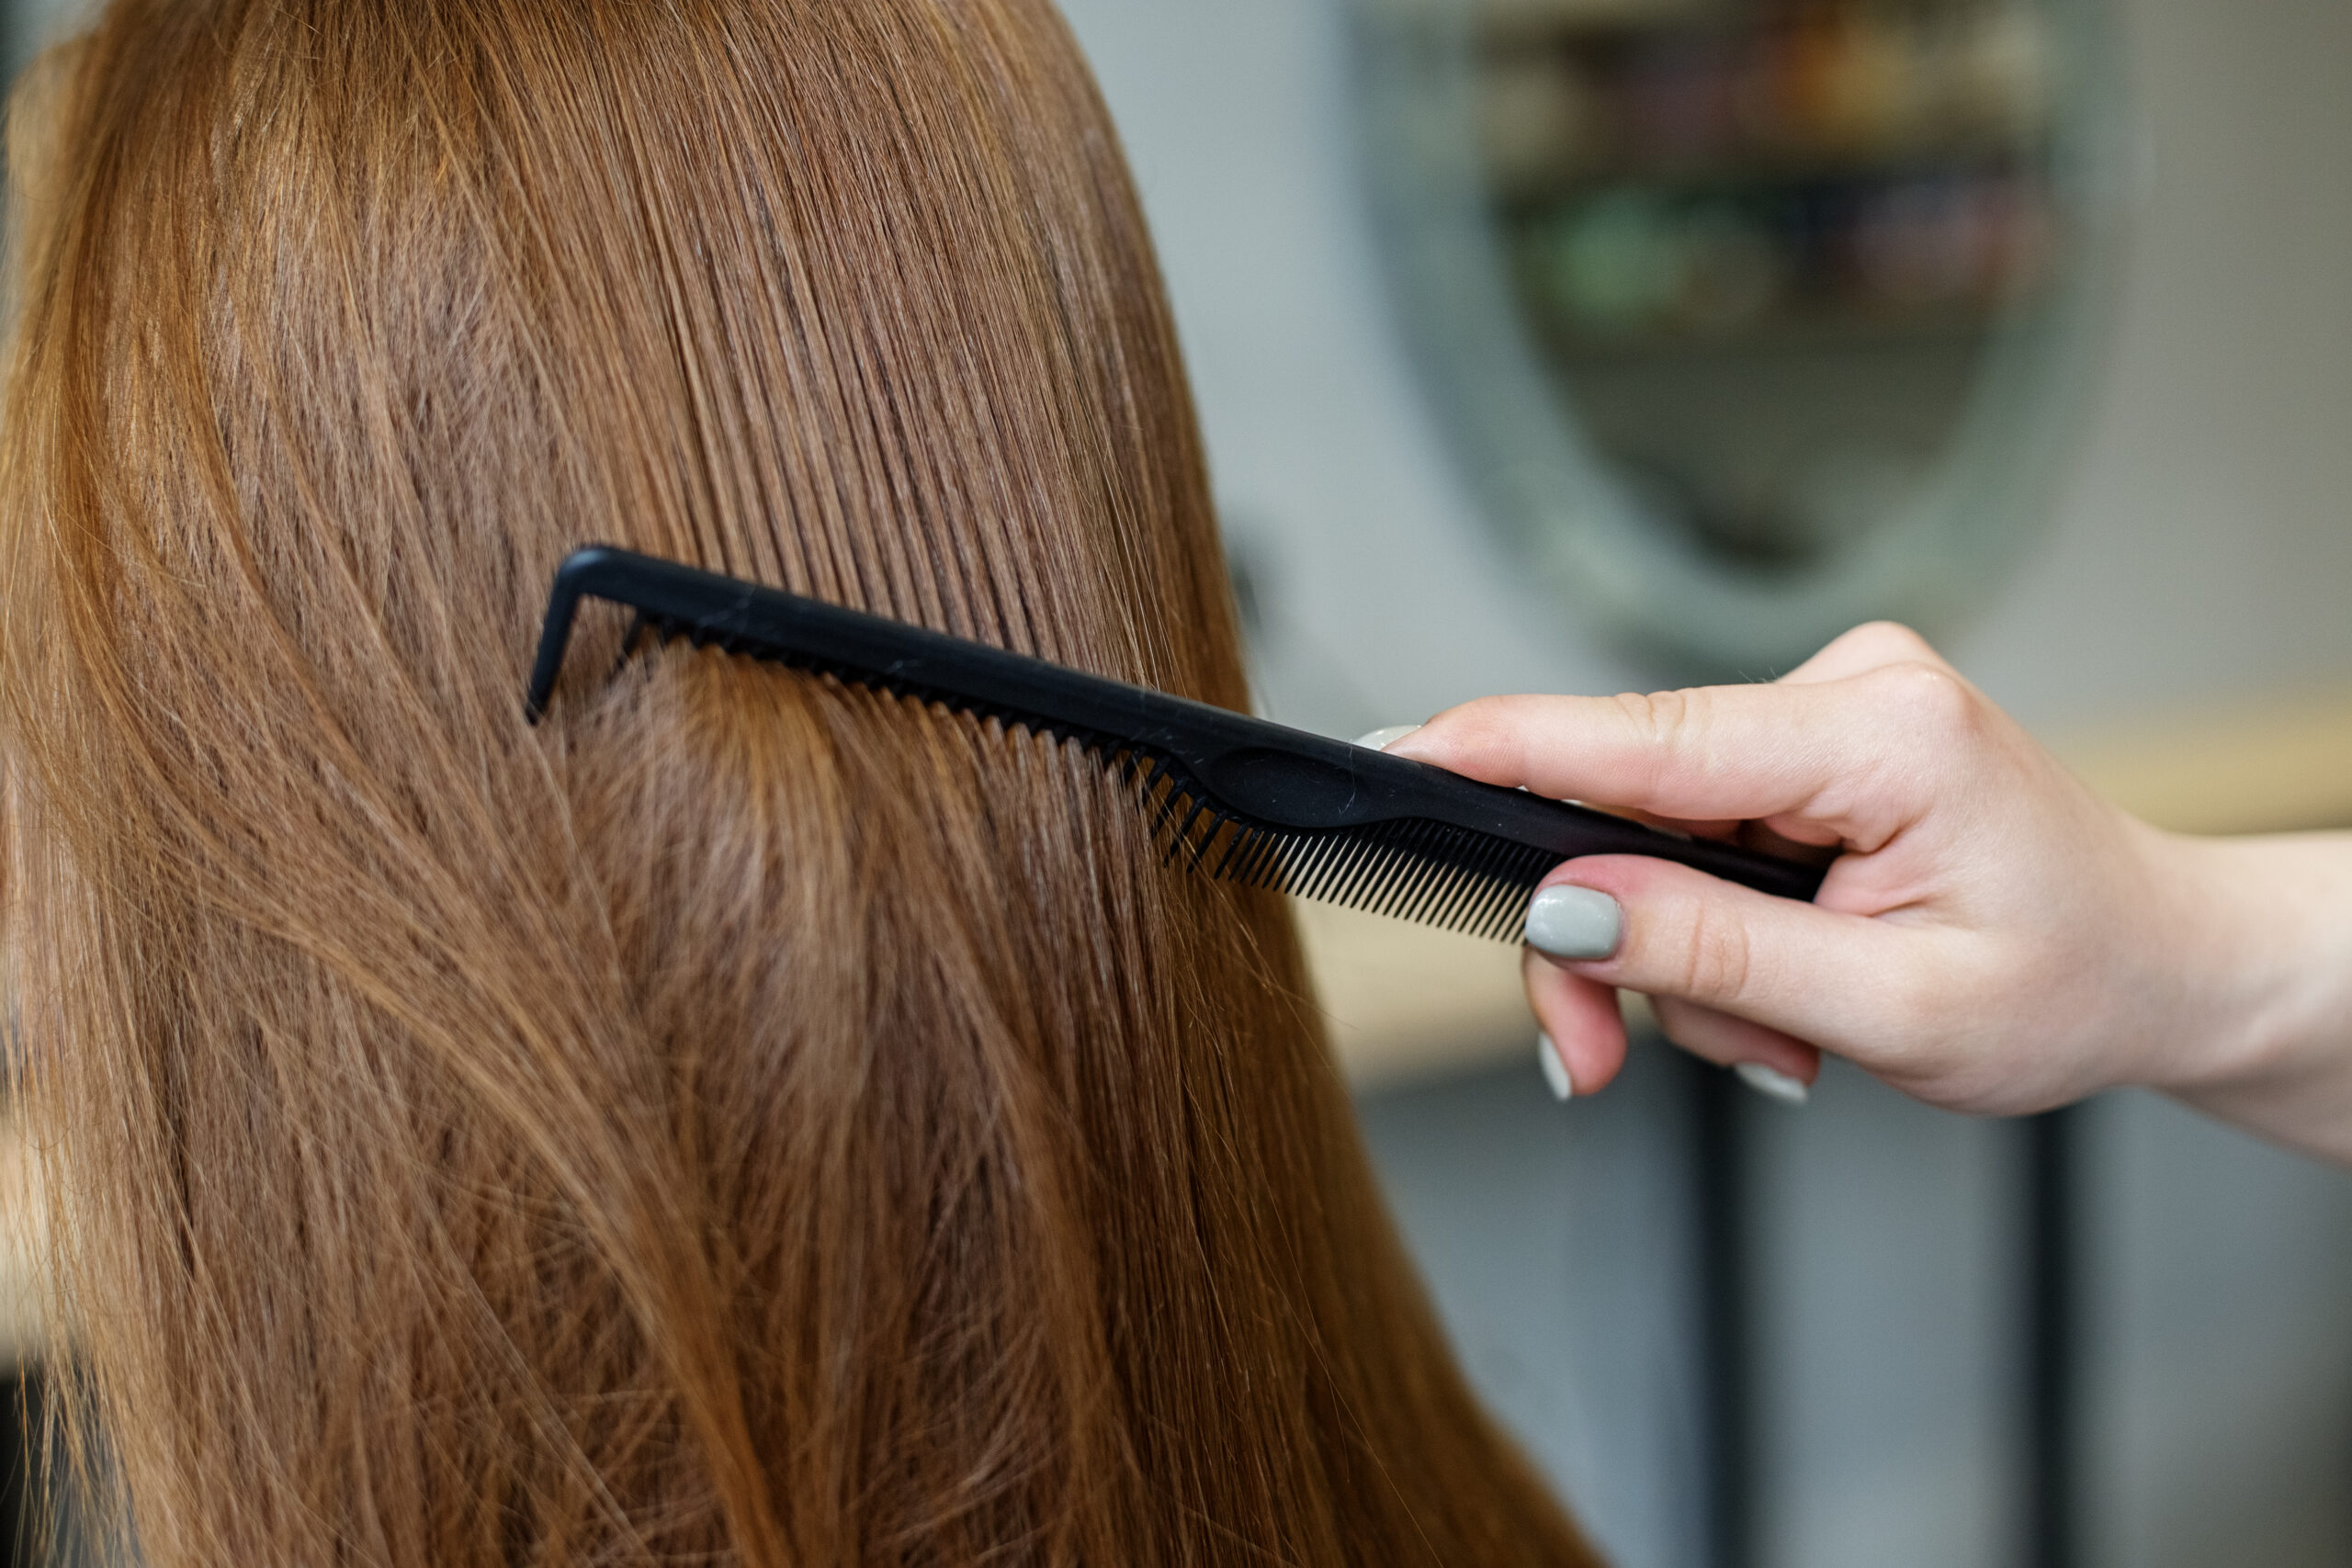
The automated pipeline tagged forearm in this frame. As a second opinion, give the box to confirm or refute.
[2159,831,2352,1164]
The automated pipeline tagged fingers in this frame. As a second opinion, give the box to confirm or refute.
[1525,951,1823,1103]
[1388,660,1977,846]
[1396,620,1996,1106]
[1523,951,1630,1096]
[1650,997,1822,1085]
[1525,856,1915,1055]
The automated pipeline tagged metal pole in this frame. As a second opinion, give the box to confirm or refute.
[1691,1058,1754,1568]
[2023,1105,2083,1568]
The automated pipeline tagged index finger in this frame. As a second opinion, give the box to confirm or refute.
[1385,676,1940,845]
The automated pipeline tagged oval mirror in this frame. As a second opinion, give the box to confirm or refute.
[1352,0,2116,673]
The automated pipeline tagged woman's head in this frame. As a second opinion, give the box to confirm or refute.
[2,2,1596,1563]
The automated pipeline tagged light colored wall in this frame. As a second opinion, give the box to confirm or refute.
[1961,0,2352,728]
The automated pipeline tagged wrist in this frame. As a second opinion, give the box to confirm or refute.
[2150,829,2352,1156]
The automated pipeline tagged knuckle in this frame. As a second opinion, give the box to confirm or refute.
[1672,897,1755,1007]
[1611,686,1704,791]
[1609,687,1671,741]
[1861,660,1983,747]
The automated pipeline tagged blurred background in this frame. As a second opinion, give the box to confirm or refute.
[3,0,2352,1565]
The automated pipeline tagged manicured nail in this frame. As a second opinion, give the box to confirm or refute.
[1736,1062,1812,1107]
[1537,1032,1573,1102]
[1524,886,1623,961]
[1353,725,1422,751]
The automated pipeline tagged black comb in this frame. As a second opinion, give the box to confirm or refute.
[526,547,1826,940]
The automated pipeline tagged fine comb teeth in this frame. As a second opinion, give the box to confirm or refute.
[526,547,1828,941]
[1061,750,1562,942]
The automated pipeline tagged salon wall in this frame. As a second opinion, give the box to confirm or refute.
[1055,2,2352,1568]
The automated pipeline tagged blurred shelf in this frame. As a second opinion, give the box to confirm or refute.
[1472,0,1713,49]
[1474,0,1999,49]
[1309,688,2352,1087]
[1494,139,2040,206]
[1536,302,2007,359]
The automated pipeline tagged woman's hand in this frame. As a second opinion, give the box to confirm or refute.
[1385,623,2352,1158]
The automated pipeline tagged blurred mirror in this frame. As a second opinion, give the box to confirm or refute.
[1354,0,2114,671]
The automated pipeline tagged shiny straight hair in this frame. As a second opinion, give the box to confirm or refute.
[0,2,1600,1564]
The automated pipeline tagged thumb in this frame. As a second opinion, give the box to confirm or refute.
[1525,855,1917,1054]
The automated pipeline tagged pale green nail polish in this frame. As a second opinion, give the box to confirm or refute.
[1353,725,1422,751]
[1736,1063,1812,1107]
[1537,1032,1572,1102]
[1524,886,1622,961]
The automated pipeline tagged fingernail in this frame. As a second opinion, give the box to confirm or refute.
[1353,724,1422,751]
[1736,1062,1812,1107]
[1524,886,1623,961]
[1537,1032,1573,1102]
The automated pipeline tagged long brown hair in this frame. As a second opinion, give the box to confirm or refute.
[0,2,1600,1563]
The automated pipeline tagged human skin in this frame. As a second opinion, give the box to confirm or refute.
[1385,622,2352,1166]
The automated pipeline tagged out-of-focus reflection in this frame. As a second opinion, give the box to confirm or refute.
[1356,0,2106,667]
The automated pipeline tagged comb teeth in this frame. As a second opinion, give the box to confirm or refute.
[638,619,1548,942]
[1170,800,1555,941]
